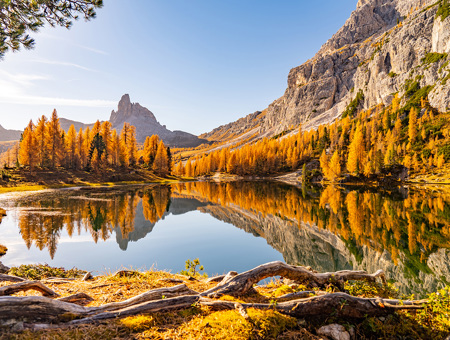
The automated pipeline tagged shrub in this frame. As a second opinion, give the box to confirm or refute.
[437,0,450,21]
[342,90,364,118]
[421,52,448,65]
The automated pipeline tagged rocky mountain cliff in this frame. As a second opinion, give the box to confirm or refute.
[110,94,207,147]
[204,0,450,138]
[0,125,22,142]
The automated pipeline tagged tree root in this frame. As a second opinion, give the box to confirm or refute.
[0,274,26,283]
[0,262,425,330]
[0,281,59,297]
[202,261,386,298]
[199,293,424,319]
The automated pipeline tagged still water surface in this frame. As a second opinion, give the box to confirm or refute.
[0,181,449,296]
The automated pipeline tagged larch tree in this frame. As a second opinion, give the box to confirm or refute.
[347,123,365,174]
[119,123,130,167]
[329,150,342,181]
[100,121,112,165]
[185,159,193,177]
[76,128,84,169]
[153,140,169,176]
[128,125,138,166]
[34,115,48,167]
[319,150,331,180]
[19,120,37,171]
[66,125,77,169]
[409,107,418,144]
[110,129,120,167]
[46,109,63,169]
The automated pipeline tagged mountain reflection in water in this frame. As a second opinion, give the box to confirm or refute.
[0,181,449,296]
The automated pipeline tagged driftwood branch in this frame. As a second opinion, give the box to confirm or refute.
[89,284,198,314]
[57,293,94,306]
[199,293,424,319]
[202,261,386,298]
[69,295,200,325]
[0,281,59,297]
[0,273,26,283]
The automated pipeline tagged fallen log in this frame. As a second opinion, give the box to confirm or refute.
[199,292,425,319]
[202,261,386,298]
[68,295,200,325]
[0,281,59,297]
[275,290,319,300]
[0,285,199,324]
[0,274,26,283]
[57,293,94,306]
[89,284,198,313]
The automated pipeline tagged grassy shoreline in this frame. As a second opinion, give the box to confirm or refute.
[0,264,448,339]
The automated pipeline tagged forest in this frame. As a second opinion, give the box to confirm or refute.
[2,110,172,177]
[171,95,450,182]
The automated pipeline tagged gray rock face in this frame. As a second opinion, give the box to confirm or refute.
[110,94,208,147]
[0,125,22,142]
[258,0,450,133]
[200,111,265,141]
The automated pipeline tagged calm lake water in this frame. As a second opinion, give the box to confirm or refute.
[0,181,449,296]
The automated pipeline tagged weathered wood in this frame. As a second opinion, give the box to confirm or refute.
[0,273,26,283]
[205,275,226,283]
[0,281,59,297]
[69,295,200,325]
[235,302,250,320]
[202,261,386,298]
[82,272,93,281]
[275,291,318,300]
[89,284,198,313]
[199,293,425,319]
[57,293,94,306]
[0,296,88,323]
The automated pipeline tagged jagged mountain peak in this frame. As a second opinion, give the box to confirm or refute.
[110,94,157,127]
[109,94,207,147]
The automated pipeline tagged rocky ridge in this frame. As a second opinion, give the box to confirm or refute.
[0,125,22,142]
[203,0,450,139]
[110,94,207,147]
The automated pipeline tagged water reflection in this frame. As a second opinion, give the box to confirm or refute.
[1,182,450,295]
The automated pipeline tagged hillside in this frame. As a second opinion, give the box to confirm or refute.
[0,125,21,142]
[201,0,450,141]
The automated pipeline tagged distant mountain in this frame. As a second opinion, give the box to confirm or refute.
[109,94,207,147]
[0,125,22,141]
[59,118,95,133]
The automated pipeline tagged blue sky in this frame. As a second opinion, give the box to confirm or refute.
[0,0,356,135]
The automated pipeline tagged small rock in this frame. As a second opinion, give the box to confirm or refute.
[10,322,24,332]
[317,324,350,340]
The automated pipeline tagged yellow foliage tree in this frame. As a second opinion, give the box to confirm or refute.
[153,140,169,176]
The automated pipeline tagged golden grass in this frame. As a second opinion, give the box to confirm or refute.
[0,267,317,339]
[1,266,447,339]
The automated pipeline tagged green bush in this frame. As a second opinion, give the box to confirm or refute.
[421,52,448,65]
[9,264,86,280]
[437,0,450,20]
[342,90,364,118]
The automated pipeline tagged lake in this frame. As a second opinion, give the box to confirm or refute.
[0,181,449,296]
